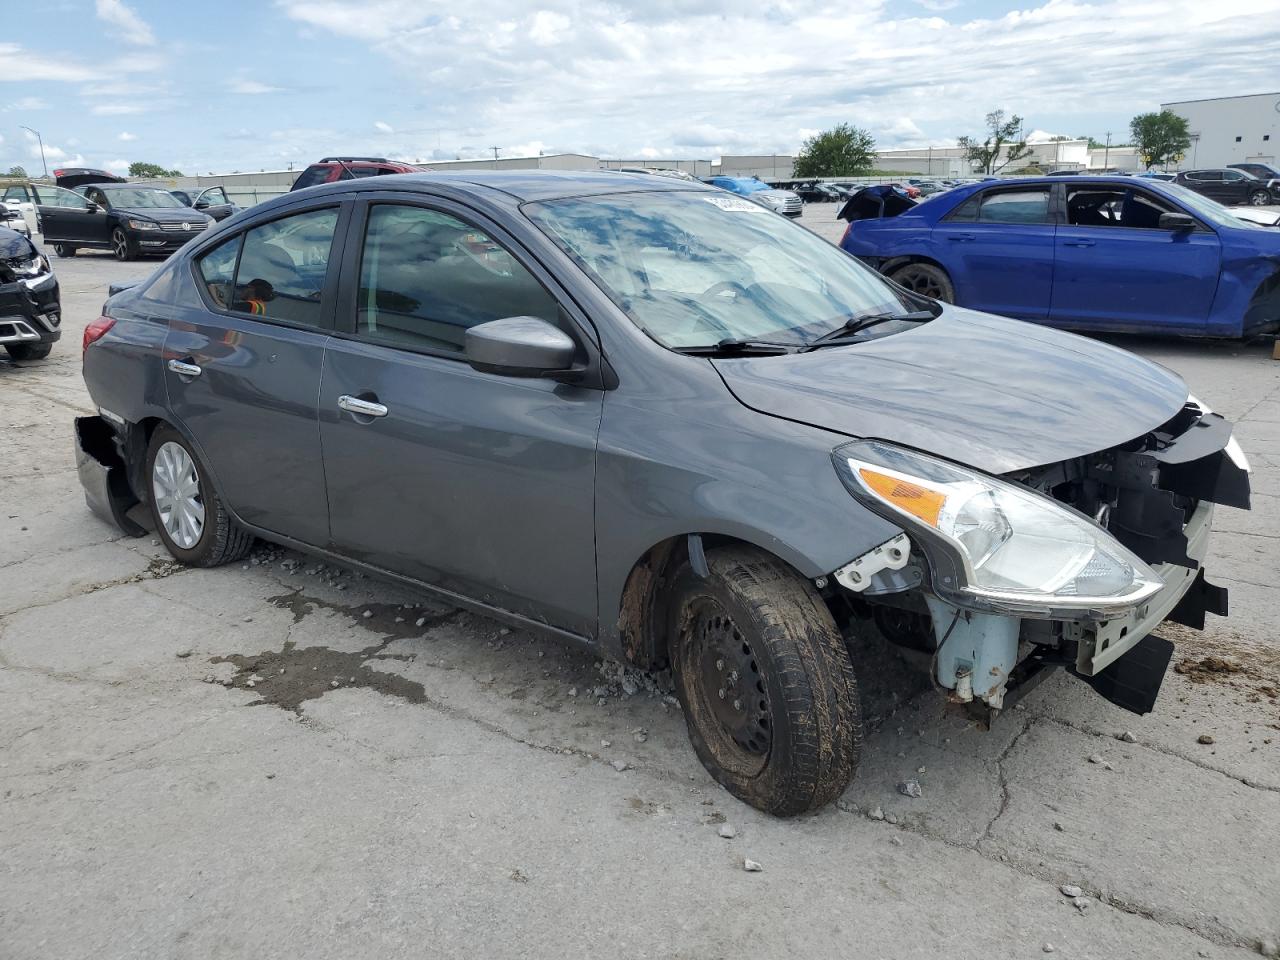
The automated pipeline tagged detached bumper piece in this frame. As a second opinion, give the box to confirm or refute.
[1071,633,1174,715]
[0,274,61,346]
[74,416,146,537]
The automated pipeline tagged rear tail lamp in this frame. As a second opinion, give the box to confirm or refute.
[83,315,116,355]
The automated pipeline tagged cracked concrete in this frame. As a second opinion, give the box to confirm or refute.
[2,223,1278,959]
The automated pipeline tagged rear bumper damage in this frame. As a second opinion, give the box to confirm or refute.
[74,415,146,537]
[837,401,1249,716]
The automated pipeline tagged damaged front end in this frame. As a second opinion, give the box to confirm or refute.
[828,397,1249,717]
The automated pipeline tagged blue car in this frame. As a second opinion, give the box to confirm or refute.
[839,177,1280,337]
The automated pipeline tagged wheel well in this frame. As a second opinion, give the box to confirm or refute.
[881,254,949,278]
[123,416,166,502]
[615,533,810,671]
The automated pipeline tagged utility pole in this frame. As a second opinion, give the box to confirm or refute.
[1103,131,1111,171]
[20,126,48,178]
[490,146,500,168]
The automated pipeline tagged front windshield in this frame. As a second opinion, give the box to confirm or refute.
[1160,182,1266,230]
[101,188,186,209]
[526,191,918,349]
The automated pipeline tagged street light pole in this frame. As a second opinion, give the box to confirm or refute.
[20,126,48,178]
[1103,131,1111,171]
[490,146,500,168]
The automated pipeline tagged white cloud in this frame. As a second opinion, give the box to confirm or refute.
[105,159,131,171]
[91,103,147,116]
[0,43,103,82]
[118,132,138,141]
[374,120,394,134]
[4,97,49,111]
[94,0,156,46]
[228,78,285,95]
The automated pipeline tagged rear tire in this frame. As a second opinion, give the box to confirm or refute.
[145,424,253,567]
[4,341,53,362]
[669,546,863,817]
[52,243,77,257]
[889,262,955,303]
[112,227,138,261]
[1248,189,1271,207]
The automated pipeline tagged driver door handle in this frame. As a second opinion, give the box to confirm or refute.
[947,233,976,242]
[167,359,202,378]
[338,395,389,418]
[1063,238,1096,247]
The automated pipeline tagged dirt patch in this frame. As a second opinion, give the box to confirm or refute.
[209,589,460,713]
[1164,623,1280,722]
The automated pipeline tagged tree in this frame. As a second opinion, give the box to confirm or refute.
[6,165,28,178]
[956,110,1032,174]
[1129,111,1191,170]
[793,124,876,178]
[128,161,184,178]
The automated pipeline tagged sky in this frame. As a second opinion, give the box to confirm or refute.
[3,0,1279,176]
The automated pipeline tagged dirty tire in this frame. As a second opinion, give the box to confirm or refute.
[888,262,954,303]
[52,243,77,258]
[4,341,53,362]
[145,424,253,567]
[669,546,862,817]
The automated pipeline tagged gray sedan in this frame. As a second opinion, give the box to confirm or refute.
[76,171,1249,815]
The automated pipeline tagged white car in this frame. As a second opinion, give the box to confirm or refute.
[0,201,31,237]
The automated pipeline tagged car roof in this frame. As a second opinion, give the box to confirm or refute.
[281,170,709,206]
[92,182,169,191]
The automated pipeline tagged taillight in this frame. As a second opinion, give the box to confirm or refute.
[83,315,116,355]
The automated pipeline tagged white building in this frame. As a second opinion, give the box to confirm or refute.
[1162,93,1280,169]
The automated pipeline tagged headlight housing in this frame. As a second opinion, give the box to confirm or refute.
[7,254,49,278]
[833,440,1164,618]
[127,219,160,231]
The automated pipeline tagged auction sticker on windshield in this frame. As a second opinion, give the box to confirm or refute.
[702,196,768,213]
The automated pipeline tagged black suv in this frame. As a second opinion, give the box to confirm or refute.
[1173,168,1275,206]
[40,183,214,261]
[0,226,60,361]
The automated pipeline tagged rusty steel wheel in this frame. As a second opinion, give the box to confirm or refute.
[669,546,863,816]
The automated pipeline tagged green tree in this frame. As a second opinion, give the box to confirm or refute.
[6,165,28,178]
[1128,111,1191,170]
[128,161,183,178]
[793,124,876,178]
[956,110,1032,174]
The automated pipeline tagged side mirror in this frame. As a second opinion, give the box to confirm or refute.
[465,316,576,379]
[1159,212,1195,231]
[85,202,102,213]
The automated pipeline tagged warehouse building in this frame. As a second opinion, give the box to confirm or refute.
[1162,93,1279,169]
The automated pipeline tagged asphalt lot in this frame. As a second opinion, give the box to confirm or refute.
[2,212,1278,960]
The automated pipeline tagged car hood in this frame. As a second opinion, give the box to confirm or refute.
[711,307,1188,474]
[117,207,212,224]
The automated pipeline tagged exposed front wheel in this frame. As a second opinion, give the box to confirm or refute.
[112,227,138,261]
[52,243,77,258]
[4,341,53,362]
[669,546,863,816]
[1248,190,1271,206]
[889,262,955,303]
[146,425,253,567]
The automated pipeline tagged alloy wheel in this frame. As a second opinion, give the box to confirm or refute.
[113,230,130,260]
[1249,191,1270,206]
[894,267,948,300]
[152,441,205,549]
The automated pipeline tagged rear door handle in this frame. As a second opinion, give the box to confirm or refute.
[1063,238,1096,247]
[338,395,389,419]
[167,358,202,378]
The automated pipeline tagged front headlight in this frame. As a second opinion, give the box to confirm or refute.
[127,219,160,231]
[833,440,1164,617]
[8,254,49,278]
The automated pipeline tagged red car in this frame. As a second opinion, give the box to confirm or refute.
[289,156,420,191]
[886,181,921,199]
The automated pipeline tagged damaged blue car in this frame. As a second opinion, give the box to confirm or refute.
[839,178,1280,337]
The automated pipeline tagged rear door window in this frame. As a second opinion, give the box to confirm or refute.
[233,208,338,326]
[355,203,560,355]
[977,189,1051,224]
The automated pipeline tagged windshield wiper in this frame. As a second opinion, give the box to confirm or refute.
[801,310,935,351]
[674,338,798,357]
